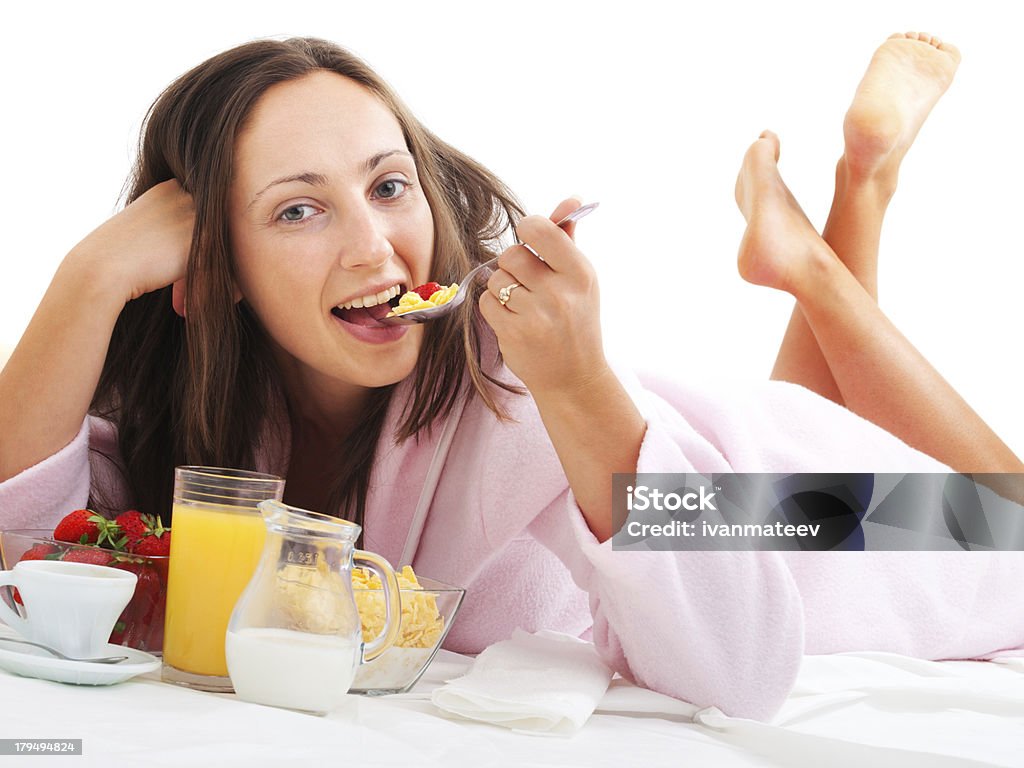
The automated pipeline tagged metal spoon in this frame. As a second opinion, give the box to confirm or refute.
[378,201,599,325]
[0,636,129,664]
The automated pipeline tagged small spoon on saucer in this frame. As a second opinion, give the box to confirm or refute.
[0,637,129,664]
[379,201,599,325]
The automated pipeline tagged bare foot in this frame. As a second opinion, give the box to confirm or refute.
[736,132,839,295]
[843,32,960,183]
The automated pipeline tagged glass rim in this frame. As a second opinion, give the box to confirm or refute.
[174,466,284,484]
[173,489,283,505]
[0,529,172,562]
[258,500,361,540]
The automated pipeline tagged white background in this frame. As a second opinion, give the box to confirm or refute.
[2,0,1021,454]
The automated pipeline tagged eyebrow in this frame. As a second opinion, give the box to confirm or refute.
[247,150,413,210]
[248,171,327,210]
[363,149,412,174]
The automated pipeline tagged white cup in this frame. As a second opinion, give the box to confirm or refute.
[0,560,137,658]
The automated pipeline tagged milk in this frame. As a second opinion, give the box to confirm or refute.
[226,627,360,713]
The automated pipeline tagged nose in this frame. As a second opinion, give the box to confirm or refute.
[335,203,393,270]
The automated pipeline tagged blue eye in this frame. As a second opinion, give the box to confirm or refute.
[278,204,319,223]
[374,178,410,199]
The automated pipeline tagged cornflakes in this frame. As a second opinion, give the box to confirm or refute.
[385,283,459,317]
[352,565,445,649]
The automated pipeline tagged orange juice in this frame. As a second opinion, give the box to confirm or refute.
[163,502,267,677]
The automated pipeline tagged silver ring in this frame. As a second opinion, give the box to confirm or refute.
[498,282,520,307]
[517,241,544,262]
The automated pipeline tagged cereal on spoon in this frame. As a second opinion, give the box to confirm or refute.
[386,282,459,318]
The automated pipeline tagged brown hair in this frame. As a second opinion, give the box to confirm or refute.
[91,37,522,526]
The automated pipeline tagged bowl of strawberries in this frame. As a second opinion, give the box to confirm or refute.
[0,509,170,654]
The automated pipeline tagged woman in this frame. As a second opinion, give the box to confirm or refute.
[0,34,1020,720]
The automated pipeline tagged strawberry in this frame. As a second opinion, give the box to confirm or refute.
[111,560,165,651]
[113,510,150,549]
[145,606,166,653]
[127,514,171,557]
[131,530,171,557]
[11,544,59,605]
[19,543,58,562]
[113,560,163,606]
[53,509,105,545]
[109,619,128,646]
[62,548,113,566]
[413,281,442,301]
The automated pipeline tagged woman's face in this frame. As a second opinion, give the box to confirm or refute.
[229,71,433,403]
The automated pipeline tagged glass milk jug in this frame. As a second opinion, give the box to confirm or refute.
[226,500,402,714]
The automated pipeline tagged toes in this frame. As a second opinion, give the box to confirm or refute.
[891,31,953,53]
[744,131,781,169]
[938,41,962,63]
[737,132,782,212]
[759,130,781,160]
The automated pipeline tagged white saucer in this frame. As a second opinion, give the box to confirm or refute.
[0,635,160,686]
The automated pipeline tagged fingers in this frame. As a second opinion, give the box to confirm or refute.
[549,196,584,239]
[479,277,548,336]
[487,195,594,313]
[485,278,529,315]
[477,286,509,337]
[550,196,584,222]
[495,240,551,289]
[479,198,602,396]
[485,267,533,327]
[511,213,587,276]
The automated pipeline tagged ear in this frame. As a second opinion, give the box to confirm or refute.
[232,282,243,305]
[172,279,187,317]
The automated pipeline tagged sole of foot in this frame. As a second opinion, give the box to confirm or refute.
[843,32,961,182]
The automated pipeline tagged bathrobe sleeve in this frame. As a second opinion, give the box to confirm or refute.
[451,364,952,720]
[0,417,130,530]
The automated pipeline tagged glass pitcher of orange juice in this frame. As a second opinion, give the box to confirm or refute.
[162,466,285,691]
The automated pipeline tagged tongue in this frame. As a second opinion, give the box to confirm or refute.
[334,303,393,327]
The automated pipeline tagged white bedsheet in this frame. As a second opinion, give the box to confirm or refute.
[0,641,1021,767]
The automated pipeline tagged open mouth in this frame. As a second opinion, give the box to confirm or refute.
[330,283,405,327]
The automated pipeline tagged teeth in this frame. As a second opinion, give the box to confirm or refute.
[338,284,402,311]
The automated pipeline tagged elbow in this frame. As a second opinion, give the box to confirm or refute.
[591,593,805,722]
[625,640,801,721]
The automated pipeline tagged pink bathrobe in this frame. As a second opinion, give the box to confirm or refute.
[1,364,1021,720]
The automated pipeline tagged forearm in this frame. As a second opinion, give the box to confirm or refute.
[531,366,646,542]
[0,252,125,481]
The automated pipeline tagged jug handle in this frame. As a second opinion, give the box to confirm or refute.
[353,551,402,663]
[0,571,30,635]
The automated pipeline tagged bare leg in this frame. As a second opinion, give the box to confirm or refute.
[770,33,961,403]
[736,131,1022,473]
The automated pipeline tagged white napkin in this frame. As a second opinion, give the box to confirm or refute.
[430,629,613,735]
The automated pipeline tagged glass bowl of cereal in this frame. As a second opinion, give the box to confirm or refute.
[349,566,465,695]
